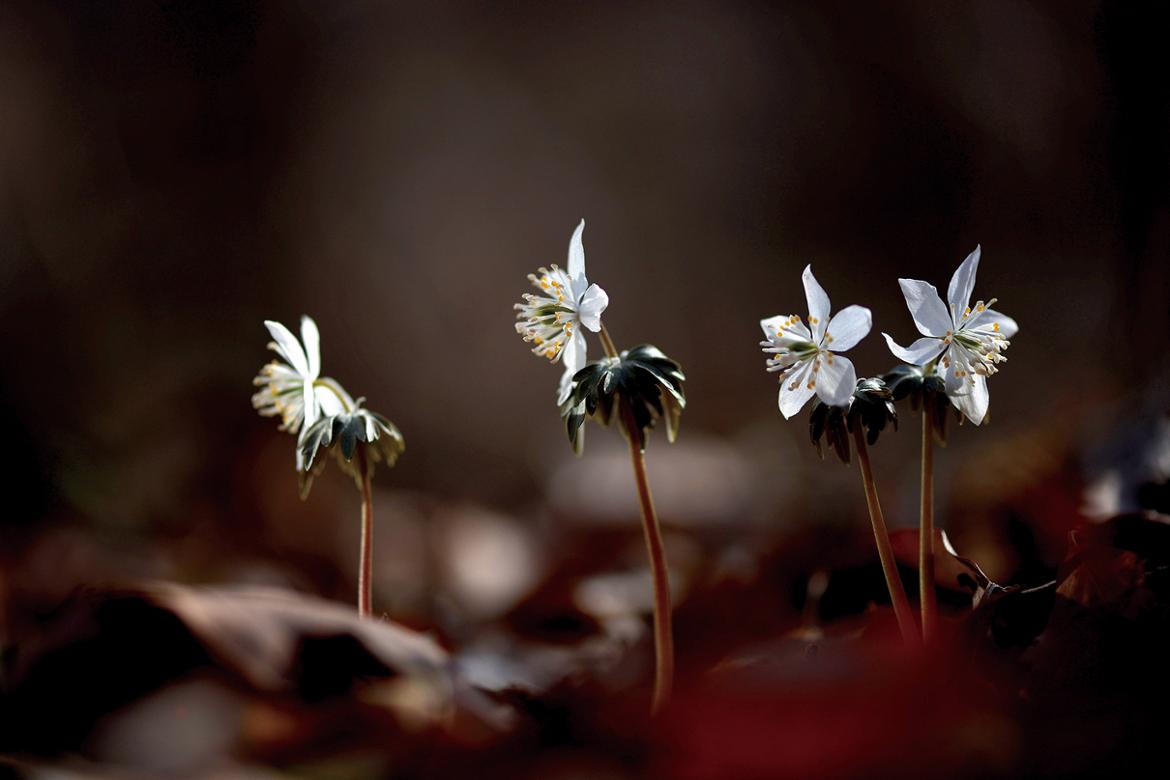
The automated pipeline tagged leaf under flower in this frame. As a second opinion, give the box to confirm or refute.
[297,403,405,498]
[808,377,898,465]
[882,364,957,444]
[560,344,686,454]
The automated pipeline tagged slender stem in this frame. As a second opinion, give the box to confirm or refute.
[851,426,918,647]
[357,447,374,618]
[622,410,673,714]
[919,409,937,642]
[599,324,620,359]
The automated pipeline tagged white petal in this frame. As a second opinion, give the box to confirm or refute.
[577,284,608,332]
[815,354,856,407]
[567,219,586,280]
[563,329,587,374]
[300,316,321,380]
[882,333,946,366]
[317,384,347,416]
[556,367,574,405]
[942,347,967,394]
[303,383,318,429]
[947,246,981,323]
[950,373,989,425]
[760,315,789,340]
[897,278,952,337]
[802,265,831,342]
[778,360,816,419]
[264,320,310,377]
[969,308,1018,338]
[824,305,871,352]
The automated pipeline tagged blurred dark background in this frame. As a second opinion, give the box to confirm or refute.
[1,1,1168,632]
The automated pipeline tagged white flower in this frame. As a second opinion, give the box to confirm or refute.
[514,219,610,402]
[882,246,1019,425]
[760,265,873,419]
[252,316,355,433]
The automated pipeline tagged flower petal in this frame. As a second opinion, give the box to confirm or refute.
[882,333,947,366]
[947,245,981,324]
[577,283,609,331]
[563,329,587,374]
[760,315,789,340]
[557,366,575,405]
[316,383,349,417]
[897,278,952,337]
[778,360,816,419]
[815,353,856,407]
[264,320,309,377]
[302,382,318,430]
[802,265,831,342]
[949,373,989,425]
[567,219,586,280]
[300,316,321,379]
[824,305,871,352]
[969,308,1018,339]
[942,347,967,394]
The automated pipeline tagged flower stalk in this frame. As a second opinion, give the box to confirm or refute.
[850,425,917,646]
[622,404,674,713]
[599,323,620,360]
[357,446,374,619]
[919,409,937,642]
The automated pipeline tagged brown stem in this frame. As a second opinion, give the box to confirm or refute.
[851,426,918,647]
[622,409,673,714]
[357,447,374,618]
[919,409,937,642]
[599,324,620,359]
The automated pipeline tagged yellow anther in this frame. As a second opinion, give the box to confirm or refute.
[992,322,1000,331]
[963,307,971,318]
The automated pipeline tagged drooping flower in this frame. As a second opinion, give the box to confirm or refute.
[252,316,355,434]
[297,401,405,498]
[882,246,1019,425]
[514,219,610,401]
[760,266,873,419]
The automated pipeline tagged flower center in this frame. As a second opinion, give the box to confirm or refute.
[514,264,580,362]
